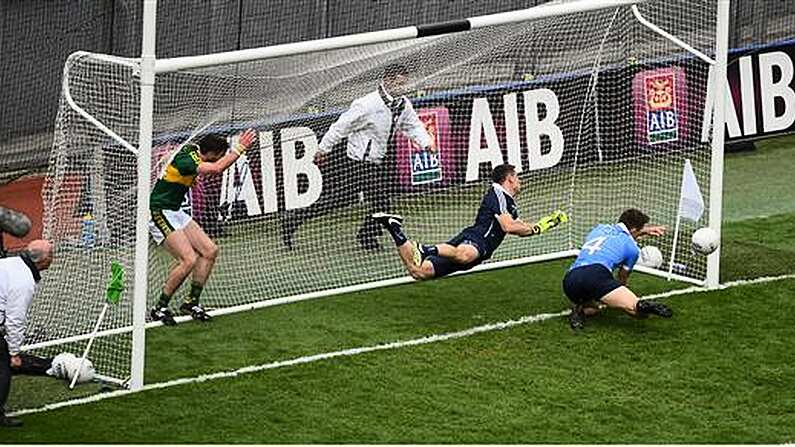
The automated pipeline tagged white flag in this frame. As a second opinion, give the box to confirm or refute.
[678,159,705,221]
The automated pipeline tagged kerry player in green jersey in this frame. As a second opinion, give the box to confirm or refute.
[149,128,257,325]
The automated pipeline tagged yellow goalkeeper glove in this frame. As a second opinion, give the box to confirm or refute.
[532,210,569,234]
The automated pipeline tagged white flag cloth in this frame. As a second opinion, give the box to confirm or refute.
[679,159,705,221]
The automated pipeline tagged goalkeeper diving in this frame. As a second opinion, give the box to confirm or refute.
[148,129,257,325]
[373,163,568,280]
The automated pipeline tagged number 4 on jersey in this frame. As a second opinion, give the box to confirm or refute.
[581,236,607,255]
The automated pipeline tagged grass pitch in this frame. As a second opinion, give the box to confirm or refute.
[5,268,795,443]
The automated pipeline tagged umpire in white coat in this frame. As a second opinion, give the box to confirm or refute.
[282,63,433,250]
[0,239,53,427]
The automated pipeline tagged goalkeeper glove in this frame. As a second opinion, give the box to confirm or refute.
[532,210,569,234]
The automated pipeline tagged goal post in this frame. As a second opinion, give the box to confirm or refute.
[706,0,731,289]
[130,0,158,392]
[26,0,728,394]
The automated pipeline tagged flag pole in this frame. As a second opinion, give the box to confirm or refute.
[70,303,109,389]
[70,260,124,389]
[668,158,688,281]
[668,158,705,282]
[667,213,682,281]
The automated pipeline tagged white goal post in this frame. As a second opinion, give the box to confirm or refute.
[28,0,729,392]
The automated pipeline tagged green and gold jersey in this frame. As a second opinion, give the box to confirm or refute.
[150,143,202,211]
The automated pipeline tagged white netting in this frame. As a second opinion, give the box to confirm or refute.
[29,0,719,382]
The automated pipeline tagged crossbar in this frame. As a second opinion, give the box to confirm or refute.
[155,0,642,73]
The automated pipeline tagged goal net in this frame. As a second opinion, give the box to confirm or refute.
[27,0,721,385]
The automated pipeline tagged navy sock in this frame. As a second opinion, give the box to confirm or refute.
[386,222,408,247]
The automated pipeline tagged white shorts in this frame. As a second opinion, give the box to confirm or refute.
[148,209,193,245]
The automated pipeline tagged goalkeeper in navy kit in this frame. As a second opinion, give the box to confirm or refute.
[374,163,568,280]
[148,129,257,325]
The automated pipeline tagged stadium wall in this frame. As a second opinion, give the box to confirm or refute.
[0,0,794,182]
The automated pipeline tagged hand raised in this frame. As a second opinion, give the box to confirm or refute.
[237,128,258,151]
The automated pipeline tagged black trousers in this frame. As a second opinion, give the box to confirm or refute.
[354,159,393,241]
[0,335,10,416]
[282,155,395,246]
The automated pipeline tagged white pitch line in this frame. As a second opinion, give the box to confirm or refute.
[9,273,795,418]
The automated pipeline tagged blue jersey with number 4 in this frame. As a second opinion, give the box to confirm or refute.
[570,223,640,272]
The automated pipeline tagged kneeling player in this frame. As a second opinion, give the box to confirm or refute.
[373,163,568,280]
[148,129,257,325]
[563,208,671,330]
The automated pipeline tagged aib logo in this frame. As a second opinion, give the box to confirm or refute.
[410,112,442,185]
[645,72,679,144]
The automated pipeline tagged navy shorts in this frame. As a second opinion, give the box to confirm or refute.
[562,264,622,305]
[446,230,490,260]
[427,230,489,278]
[427,255,481,278]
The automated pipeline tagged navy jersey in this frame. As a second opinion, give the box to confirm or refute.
[570,223,640,272]
[460,183,518,258]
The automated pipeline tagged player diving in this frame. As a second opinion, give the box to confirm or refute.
[373,163,568,280]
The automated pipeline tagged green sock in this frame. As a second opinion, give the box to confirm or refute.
[157,292,171,308]
[186,281,204,305]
